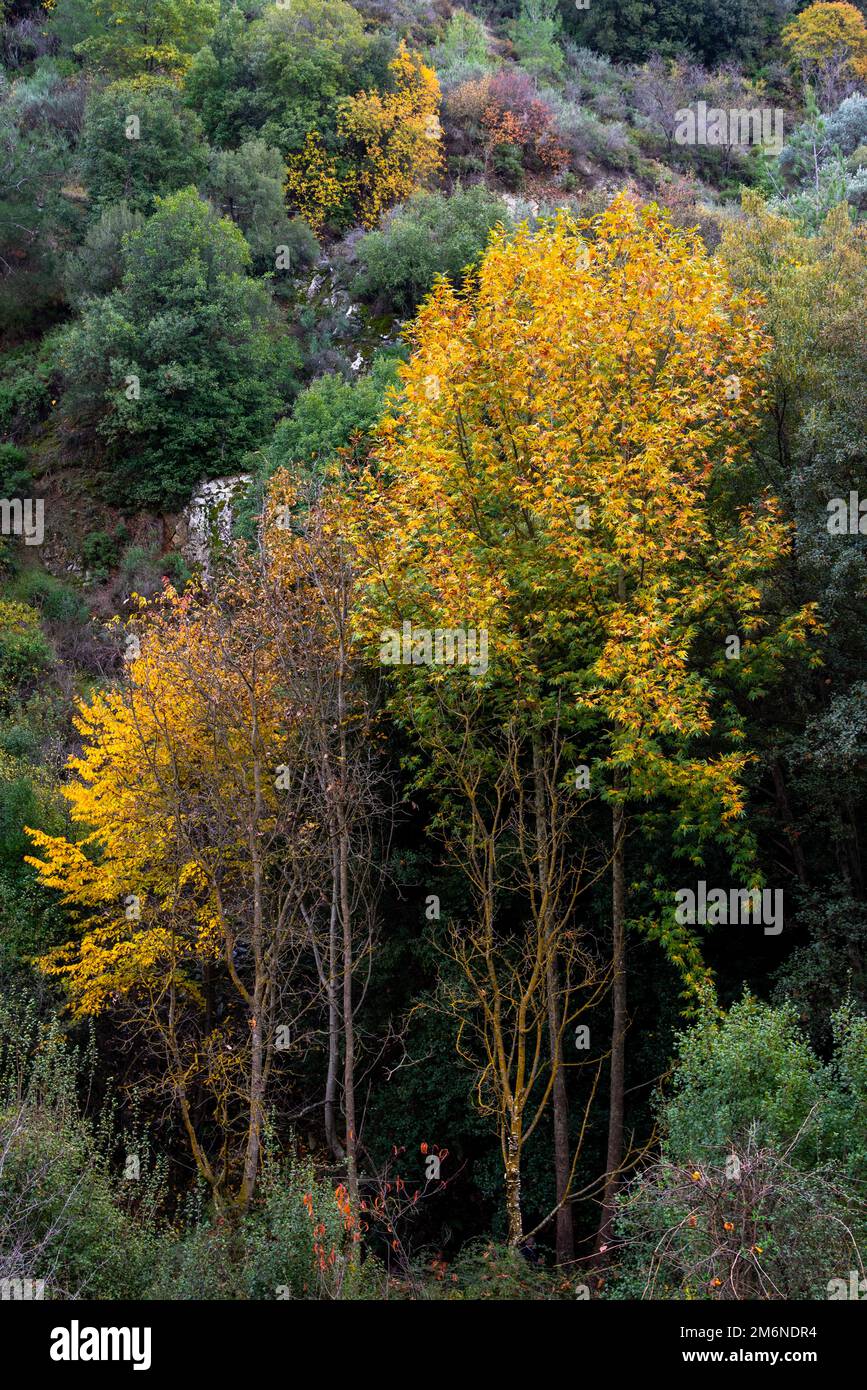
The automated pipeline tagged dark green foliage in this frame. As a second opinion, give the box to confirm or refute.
[56,188,301,509]
[492,140,524,188]
[567,0,791,68]
[0,339,57,439]
[81,527,125,581]
[353,186,510,315]
[0,66,83,332]
[200,137,319,276]
[0,444,32,495]
[184,0,389,156]
[63,200,146,306]
[80,79,209,213]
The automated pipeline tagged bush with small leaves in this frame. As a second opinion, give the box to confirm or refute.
[354,186,510,315]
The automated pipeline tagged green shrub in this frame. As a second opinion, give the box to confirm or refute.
[0,995,167,1300]
[237,351,403,539]
[81,529,125,582]
[81,79,208,214]
[10,569,89,626]
[0,445,33,496]
[354,186,509,316]
[0,601,51,700]
[429,10,495,85]
[605,997,867,1300]
[493,141,525,189]
[0,339,57,441]
[57,189,300,510]
[149,1156,385,1300]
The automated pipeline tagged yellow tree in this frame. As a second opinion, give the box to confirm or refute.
[27,570,323,1210]
[337,41,443,229]
[284,131,345,236]
[782,2,867,106]
[27,499,388,1215]
[350,193,820,1250]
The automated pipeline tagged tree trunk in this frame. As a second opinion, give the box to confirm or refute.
[504,1128,523,1246]
[240,733,266,1212]
[546,956,574,1262]
[324,860,344,1160]
[597,799,627,1255]
[532,735,573,1262]
[336,638,360,1210]
[340,817,359,1208]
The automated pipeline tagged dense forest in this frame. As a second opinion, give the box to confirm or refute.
[1,0,866,1309]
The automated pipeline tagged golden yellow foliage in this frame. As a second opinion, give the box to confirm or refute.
[284,131,345,235]
[285,43,443,232]
[782,2,867,84]
[350,191,821,836]
[338,41,443,228]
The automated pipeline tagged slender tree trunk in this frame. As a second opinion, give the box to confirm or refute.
[597,799,627,1255]
[324,860,344,1160]
[546,956,573,1261]
[336,639,360,1209]
[339,818,358,1208]
[533,736,573,1262]
[771,759,808,886]
[240,735,266,1212]
[504,1126,523,1246]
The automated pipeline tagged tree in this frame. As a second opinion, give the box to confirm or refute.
[353,186,510,316]
[63,202,145,307]
[350,194,818,1256]
[200,138,318,276]
[0,75,81,331]
[334,41,443,229]
[27,573,320,1209]
[27,486,389,1214]
[72,0,218,77]
[262,476,392,1202]
[429,9,494,83]
[80,78,208,213]
[782,2,867,108]
[184,0,384,155]
[284,43,444,232]
[720,195,867,1041]
[55,188,300,509]
[509,0,564,83]
[400,688,608,1254]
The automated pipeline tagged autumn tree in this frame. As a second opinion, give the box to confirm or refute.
[263,475,392,1206]
[27,486,389,1214]
[782,2,867,108]
[285,42,443,231]
[26,574,321,1209]
[351,195,819,1257]
[391,682,609,1250]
